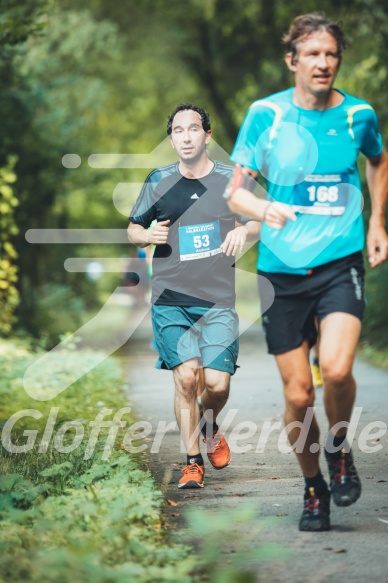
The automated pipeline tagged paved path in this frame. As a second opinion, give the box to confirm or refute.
[122,312,388,583]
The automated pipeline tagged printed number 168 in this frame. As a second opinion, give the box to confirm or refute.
[308,185,339,203]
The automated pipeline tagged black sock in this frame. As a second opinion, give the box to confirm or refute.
[326,433,348,456]
[201,420,219,437]
[198,406,218,436]
[333,434,348,449]
[187,453,204,466]
[304,470,328,495]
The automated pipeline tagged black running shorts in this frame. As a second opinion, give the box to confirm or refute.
[258,252,366,355]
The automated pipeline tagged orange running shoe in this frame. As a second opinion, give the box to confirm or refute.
[178,463,205,489]
[203,430,231,469]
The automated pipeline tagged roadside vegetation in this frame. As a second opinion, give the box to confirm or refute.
[0,339,281,583]
[358,341,388,371]
[0,339,194,583]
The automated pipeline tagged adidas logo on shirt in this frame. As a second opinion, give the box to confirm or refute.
[327,129,338,136]
[190,193,199,199]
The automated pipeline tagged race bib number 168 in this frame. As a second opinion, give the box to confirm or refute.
[293,173,349,216]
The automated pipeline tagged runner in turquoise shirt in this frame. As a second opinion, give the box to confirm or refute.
[226,13,388,533]
[231,88,383,273]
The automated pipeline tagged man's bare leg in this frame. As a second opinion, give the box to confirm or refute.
[200,368,230,423]
[200,368,232,469]
[173,358,201,456]
[276,340,331,531]
[173,358,205,489]
[275,341,320,478]
[318,312,362,507]
[319,312,361,439]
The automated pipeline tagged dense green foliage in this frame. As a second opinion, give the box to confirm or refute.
[0,340,195,582]
[0,157,20,334]
[1,0,388,345]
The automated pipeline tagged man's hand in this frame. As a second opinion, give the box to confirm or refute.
[221,225,249,256]
[147,220,170,245]
[263,201,297,230]
[367,222,388,267]
[127,220,170,247]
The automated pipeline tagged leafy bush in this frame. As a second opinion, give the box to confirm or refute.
[0,340,194,583]
[0,453,194,583]
[0,157,20,337]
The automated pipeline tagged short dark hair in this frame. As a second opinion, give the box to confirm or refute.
[167,104,211,135]
[282,13,346,62]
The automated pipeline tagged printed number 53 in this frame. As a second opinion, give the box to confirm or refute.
[193,235,210,249]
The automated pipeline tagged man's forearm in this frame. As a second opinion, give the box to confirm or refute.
[366,151,388,227]
[127,224,150,247]
[228,187,269,221]
[244,220,262,242]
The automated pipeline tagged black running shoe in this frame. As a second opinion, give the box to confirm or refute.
[325,447,362,507]
[299,487,331,532]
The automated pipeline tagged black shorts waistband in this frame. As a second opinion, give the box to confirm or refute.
[259,251,364,279]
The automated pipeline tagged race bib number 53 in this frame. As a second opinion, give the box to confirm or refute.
[179,221,222,261]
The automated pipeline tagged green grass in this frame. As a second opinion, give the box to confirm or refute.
[358,341,388,371]
[0,339,194,583]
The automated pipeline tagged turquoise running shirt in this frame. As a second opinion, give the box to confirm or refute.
[231,88,383,274]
